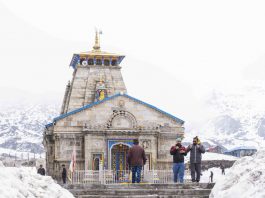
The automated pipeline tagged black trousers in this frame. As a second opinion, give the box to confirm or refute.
[190,163,201,182]
[62,176,66,184]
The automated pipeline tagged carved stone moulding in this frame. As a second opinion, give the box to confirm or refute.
[107,110,137,129]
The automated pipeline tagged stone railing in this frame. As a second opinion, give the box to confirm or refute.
[70,169,191,185]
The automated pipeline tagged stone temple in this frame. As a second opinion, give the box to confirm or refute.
[43,32,185,179]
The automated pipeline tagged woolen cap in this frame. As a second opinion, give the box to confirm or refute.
[176,138,182,142]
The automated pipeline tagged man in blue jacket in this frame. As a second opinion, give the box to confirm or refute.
[186,136,205,182]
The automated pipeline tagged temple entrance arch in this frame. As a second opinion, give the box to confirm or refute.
[110,143,130,171]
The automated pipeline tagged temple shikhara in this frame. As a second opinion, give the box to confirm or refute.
[44,31,185,179]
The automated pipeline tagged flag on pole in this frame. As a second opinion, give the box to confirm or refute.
[68,145,76,181]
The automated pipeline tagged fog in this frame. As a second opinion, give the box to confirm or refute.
[1,0,265,130]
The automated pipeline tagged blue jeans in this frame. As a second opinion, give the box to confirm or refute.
[173,163,185,183]
[131,166,142,183]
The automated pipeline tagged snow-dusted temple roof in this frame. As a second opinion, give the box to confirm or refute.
[45,93,185,128]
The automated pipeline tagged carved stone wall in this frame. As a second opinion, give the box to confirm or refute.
[45,95,184,178]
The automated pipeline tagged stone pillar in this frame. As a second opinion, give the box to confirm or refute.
[84,134,92,169]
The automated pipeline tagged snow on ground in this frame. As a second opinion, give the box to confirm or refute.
[201,167,229,183]
[185,152,238,163]
[0,163,74,198]
[210,149,265,198]
[200,152,238,161]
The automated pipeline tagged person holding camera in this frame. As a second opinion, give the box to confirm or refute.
[186,136,205,182]
[170,138,187,183]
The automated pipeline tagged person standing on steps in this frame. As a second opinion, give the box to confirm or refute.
[186,136,205,182]
[170,138,187,183]
[127,139,147,183]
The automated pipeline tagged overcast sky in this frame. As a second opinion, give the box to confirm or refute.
[1,0,265,129]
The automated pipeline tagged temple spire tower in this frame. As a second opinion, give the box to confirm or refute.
[61,32,127,114]
[93,29,101,51]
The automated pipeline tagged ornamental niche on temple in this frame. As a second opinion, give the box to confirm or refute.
[43,32,185,179]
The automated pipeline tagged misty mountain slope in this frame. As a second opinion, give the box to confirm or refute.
[199,84,265,150]
[0,103,59,154]
[1,83,265,155]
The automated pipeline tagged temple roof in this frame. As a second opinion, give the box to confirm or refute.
[79,50,124,57]
[45,93,185,128]
[69,31,125,69]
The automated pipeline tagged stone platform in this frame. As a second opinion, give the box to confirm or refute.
[66,183,215,198]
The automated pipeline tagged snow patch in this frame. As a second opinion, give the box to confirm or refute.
[0,166,74,198]
[200,152,238,161]
[210,149,265,198]
[184,151,238,163]
[201,167,229,183]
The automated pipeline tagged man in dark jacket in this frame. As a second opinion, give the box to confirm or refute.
[170,138,186,183]
[186,136,205,182]
[37,164,45,176]
[127,139,147,183]
[62,164,67,184]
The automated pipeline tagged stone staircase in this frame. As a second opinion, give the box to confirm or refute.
[66,183,215,198]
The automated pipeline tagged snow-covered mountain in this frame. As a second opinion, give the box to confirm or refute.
[0,102,59,155]
[1,82,265,156]
[187,82,265,150]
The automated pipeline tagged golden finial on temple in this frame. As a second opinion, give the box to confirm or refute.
[93,29,102,51]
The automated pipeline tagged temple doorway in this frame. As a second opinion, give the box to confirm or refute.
[111,143,130,171]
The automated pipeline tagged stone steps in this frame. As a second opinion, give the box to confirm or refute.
[67,183,214,189]
[66,183,214,198]
[78,195,210,198]
[72,189,211,196]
